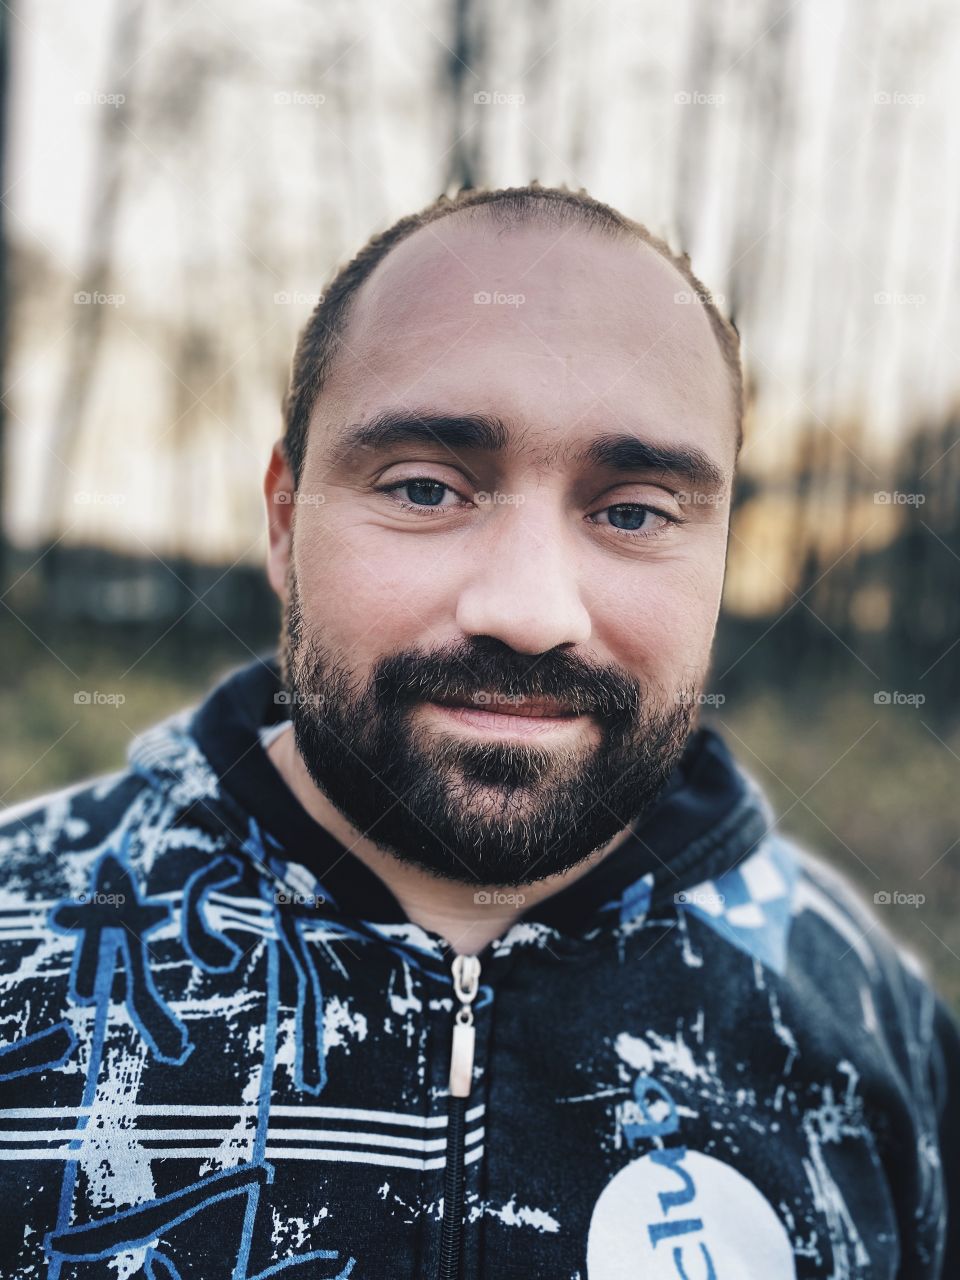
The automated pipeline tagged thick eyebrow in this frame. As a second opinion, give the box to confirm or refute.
[330,411,509,464]
[329,411,726,493]
[576,433,726,493]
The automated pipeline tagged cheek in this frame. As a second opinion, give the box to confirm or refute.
[589,554,726,685]
[292,517,454,670]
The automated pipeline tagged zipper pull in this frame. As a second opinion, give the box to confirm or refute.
[448,953,480,1098]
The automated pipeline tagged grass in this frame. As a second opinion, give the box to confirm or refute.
[710,683,960,1013]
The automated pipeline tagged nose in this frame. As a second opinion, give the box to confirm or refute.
[454,508,592,654]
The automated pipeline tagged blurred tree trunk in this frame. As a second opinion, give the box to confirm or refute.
[672,0,720,252]
[42,0,146,583]
[521,0,554,181]
[724,0,795,327]
[445,0,484,191]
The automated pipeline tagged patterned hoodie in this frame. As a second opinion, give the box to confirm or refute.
[0,655,956,1280]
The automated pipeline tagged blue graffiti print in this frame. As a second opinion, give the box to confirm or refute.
[49,836,191,1065]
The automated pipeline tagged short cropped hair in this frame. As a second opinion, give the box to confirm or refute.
[282,182,743,483]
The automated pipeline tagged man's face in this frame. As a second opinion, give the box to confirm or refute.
[266,214,737,887]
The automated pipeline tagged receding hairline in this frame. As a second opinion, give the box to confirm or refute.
[282,184,744,482]
[346,199,691,315]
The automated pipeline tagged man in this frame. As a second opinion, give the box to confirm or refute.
[0,183,956,1279]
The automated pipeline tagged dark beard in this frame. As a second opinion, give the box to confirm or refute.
[278,576,696,887]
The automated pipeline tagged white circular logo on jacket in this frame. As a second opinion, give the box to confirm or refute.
[587,1149,796,1278]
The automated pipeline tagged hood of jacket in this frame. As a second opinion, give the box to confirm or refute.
[126,654,776,953]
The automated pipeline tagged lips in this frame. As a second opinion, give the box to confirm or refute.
[430,694,580,719]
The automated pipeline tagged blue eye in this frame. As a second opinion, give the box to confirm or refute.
[376,480,679,539]
[592,503,676,537]
[377,477,462,512]
[402,479,447,507]
[607,504,651,531]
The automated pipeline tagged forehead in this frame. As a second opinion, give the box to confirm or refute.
[313,212,737,470]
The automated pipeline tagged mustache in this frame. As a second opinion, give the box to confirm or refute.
[369,637,644,720]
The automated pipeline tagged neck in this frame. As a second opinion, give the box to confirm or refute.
[265,722,633,955]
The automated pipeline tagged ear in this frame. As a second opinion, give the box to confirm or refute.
[264,439,295,599]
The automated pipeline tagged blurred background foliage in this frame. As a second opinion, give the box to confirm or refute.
[0,0,957,1007]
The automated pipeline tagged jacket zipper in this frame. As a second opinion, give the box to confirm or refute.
[438,952,481,1280]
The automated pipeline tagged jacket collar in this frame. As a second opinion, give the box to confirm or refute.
[130,655,772,936]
